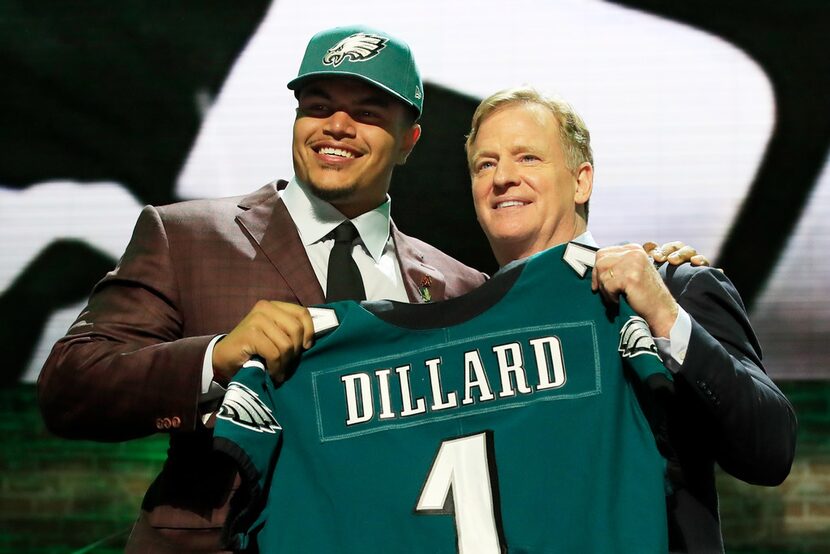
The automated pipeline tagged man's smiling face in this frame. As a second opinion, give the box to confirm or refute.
[469,102,592,265]
[292,77,420,218]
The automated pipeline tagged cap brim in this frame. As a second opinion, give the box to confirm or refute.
[287,70,420,116]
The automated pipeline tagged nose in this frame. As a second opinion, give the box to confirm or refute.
[492,159,520,189]
[324,110,357,139]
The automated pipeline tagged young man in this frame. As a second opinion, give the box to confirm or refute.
[38,26,486,553]
[466,87,797,553]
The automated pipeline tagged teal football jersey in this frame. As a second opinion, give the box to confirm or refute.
[214,242,672,553]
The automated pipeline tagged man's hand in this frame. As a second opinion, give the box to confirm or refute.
[592,244,679,338]
[212,300,315,384]
[643,241,710,267]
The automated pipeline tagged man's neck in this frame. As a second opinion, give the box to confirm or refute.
[494,228,594,267]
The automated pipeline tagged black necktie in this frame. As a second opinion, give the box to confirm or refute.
[325,221,366,302]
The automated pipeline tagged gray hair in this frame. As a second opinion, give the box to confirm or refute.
[465,86,593,174]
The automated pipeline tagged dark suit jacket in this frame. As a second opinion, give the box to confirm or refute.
[38,182,487,553]
[659,264,797,553]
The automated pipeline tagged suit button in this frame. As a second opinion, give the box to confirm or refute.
[155,418,164,430]
[162,417,172,429]
[171,416,182,429]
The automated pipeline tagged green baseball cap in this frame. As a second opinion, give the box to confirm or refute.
[287,25,424,118]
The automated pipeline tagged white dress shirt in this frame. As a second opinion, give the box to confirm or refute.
[280,177,408,303]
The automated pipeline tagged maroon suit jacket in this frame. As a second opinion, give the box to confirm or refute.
[38,182,487,553]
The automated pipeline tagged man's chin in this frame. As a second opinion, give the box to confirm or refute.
[486,227,534,246]
[305,181,357,204]
[486,232,538,264]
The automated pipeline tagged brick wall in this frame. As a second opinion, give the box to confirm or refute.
[0,385,167,553]
[1,382,827,553]
[718,382,830,553]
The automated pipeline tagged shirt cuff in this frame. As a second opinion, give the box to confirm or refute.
[653,306,691,373]
[201,334,227,398]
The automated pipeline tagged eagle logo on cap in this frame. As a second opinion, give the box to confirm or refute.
[217,381,281,434]
[323,33,388,67]
[618,316,660,359]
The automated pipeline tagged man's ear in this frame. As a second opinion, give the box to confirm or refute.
[397,124,422,164]
[574,162,593,206]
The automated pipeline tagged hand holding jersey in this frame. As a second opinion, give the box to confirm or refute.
[593,243,680,339]
[212,300,315,384]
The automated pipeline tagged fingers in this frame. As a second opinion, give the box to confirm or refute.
[650,241,681,264]
[595,244,678,336]
[646,241,711,267]
[593,244,646,303]
[591,265,617,301]
[690,254,711,267]
[212,300,315,383]
[591,248,627,298]
[596,266,621,304]
[272,301,316,349]
[642,241,666,264]
[253,301,315,380]
[659,241,686,256]
[666,245,698,265]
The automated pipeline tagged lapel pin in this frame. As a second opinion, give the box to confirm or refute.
[418,275,433,303]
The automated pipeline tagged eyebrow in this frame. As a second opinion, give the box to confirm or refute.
[298,86,331,100]
[470,150,496,165]
[471,143,547,163]
[357,95,391,108]
[299,87,391,109]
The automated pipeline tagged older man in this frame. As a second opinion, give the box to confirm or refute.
[38,26,486,553]
[465,86,797,553]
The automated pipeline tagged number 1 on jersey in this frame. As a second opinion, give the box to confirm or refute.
[415,432,506,553]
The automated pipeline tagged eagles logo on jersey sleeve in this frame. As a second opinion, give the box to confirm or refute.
[217,380,281,434]
[619,316,660,359]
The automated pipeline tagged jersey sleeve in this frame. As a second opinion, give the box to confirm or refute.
[618,297,676,462]
[213,358,282,550]
[617,297,674,383]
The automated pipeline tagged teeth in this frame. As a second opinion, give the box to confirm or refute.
[496,201,526,209]
[319,147,355,159]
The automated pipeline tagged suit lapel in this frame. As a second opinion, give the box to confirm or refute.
[236,182,325,306]
[392,222,446,303]
[236,187,445,306]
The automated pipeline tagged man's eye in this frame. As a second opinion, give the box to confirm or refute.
[301,104,329,116]
[476,161,495,172]
[521,154,539,163]
[355,109,383,122]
